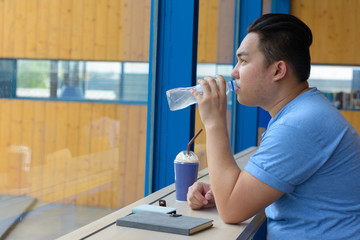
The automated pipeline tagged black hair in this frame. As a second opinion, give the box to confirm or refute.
[247,13,313,82]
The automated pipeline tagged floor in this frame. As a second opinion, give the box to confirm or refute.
[3,201,114,240]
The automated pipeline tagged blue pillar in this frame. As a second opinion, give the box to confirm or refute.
[271,0,290,14]
[145,0,199,195]
[232,0,262,153]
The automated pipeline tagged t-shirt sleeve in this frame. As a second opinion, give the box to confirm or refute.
[244,125,325,193]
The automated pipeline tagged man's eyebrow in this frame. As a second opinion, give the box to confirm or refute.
[236,51,248,58]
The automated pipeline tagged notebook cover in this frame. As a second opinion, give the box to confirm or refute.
[116,211,213,236]
[132,204,176,214]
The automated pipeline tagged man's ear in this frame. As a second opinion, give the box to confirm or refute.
[273,60,287,82]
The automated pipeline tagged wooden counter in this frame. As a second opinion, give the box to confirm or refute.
[57,147,263,240]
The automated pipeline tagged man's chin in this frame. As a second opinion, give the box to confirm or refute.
[237,96,255,107]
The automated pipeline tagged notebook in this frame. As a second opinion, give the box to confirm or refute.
[116,211,213,236]
[131,204,176,214]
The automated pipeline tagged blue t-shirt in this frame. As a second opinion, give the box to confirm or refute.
[244,88,360,239]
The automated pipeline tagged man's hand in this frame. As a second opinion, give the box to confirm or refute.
[190,76,228,131]
[187,182,215,210]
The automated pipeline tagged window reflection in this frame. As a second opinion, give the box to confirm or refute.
[6,59,148,103]
[309,65,360,110]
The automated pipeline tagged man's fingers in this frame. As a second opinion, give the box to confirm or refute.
[187,187,203,209]
[205,190,213,200]
[190,88,201,100]
[216,75,227,95]
[204,76,218,93]
[187,182,210,210]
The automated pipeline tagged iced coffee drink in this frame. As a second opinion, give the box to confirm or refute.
[174,151,199,201]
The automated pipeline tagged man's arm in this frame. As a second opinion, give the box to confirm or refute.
[205,123,283,223]
[191,76,283,223]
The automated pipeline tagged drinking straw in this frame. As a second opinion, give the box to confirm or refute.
[187,128,203,155]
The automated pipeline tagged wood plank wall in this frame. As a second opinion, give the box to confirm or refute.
[340,110,360,133]
[0,99,147,209]
[0,0,151,62]
[0,0,233,63]
[197,0,235,64]
[291,0,360,65]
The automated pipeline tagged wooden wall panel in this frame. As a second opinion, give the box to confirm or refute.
[113,105,126,208]
[76,102,92,206]
[197,0,235,64]
[216,0,235,64]
[9,100,22,195]
[36,0,49,57]
[0,0,152,62]
[0,0,229,63]
[25,0,38,57]
[120,0,151,61]
[106,0,121,60]
[0,100,11,194]
[14,0,26,58]
[0,100,147,209]
[123,105,144,205]
[87,103,105,207]
[197,0,218,63]
[291,0,360,65]
[42,101,57,202]
[48,0,60,59]
[31,101,46,199]
[0,1,4,55]
[71,0,84,60]
[340,110,360,134]
[94,0,108,60]
[82,0,97,60]
[54,102,68,202]
[59,0,72,59]
[3,0,15,57]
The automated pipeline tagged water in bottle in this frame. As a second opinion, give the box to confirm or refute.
[166,80,238,111]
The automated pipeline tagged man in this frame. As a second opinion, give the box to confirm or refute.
[188,14,360,239]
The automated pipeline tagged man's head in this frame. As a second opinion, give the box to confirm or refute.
[247,13,313,82]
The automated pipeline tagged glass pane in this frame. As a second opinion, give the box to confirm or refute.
[0,60,15,98]
[309,65,360,110]
[17,60,51,98]
[15,60,149,103]
[195,0,236,170]
[83,61,120,100]
[0,0,150,239]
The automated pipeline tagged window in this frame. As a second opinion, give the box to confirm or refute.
[3,59,148,104]
[195,0,236,170]
[308,65,360,110]
[0,0,151,238]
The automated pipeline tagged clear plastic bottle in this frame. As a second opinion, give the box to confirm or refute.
[166,80,238,111]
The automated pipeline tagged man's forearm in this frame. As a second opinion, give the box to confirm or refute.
[205,124,241,217]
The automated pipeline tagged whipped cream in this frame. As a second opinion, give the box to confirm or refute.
[174,151,199,163]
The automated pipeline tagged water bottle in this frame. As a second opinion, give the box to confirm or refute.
[166,80,238,111]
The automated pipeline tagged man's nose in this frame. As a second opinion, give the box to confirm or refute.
[231,68,239,79]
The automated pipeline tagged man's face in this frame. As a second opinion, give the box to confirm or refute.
[231,33,271,107]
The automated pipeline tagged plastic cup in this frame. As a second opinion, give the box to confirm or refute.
[174,151,199,201]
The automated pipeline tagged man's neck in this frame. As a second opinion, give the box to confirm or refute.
[267,81,310,118]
